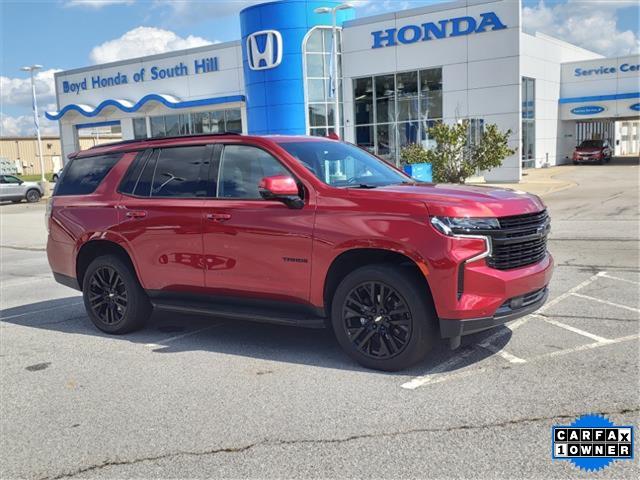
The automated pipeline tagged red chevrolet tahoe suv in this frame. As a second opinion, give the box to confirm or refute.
[47,133,553,371]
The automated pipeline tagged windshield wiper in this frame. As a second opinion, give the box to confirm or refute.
[346,183,378,189]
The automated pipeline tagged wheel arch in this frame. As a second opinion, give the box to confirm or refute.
[76,239,139,290]
[322,247,432,316]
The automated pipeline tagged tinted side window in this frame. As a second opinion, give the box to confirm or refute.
[118,150,150,195]
[150,146,209,198]
[54,154,121,196]
[218,145,288,199]
[132,151,157,197]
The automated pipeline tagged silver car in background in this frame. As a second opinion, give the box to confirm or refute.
[0,175,43,203]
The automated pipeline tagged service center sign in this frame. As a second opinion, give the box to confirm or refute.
[574,61,640,77]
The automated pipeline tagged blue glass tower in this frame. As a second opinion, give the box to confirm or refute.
[240,0,355,135]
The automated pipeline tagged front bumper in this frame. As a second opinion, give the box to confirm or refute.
[439,286,548,338]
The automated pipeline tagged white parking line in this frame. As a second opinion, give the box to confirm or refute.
[403,334,639,391]
[144,323,223,348]
[479,344,527,364]
[401,347,478,390]
[534,314,613,343]
[537,271,607,315]
[402,272,608,390]
[571,293,640,314]
[532,334,639,360]
[600,273,640,286]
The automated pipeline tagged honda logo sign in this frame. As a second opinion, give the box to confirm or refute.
[246,30,283,71]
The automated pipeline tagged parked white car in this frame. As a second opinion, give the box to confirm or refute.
[52,168,64,182]
[0,175,43,203]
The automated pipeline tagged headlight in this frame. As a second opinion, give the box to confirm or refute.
[430,216,499,236]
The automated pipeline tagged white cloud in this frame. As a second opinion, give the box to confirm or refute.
[523,0,640,57]
[153,1,263,23]
[1,111,60,137]
[66,0,134,8]
[0,69,61,109]
[89,26,213,63]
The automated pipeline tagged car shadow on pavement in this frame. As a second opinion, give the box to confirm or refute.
[1,297,510,376]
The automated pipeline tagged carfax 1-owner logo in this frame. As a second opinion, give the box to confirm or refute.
[552,414,634,472]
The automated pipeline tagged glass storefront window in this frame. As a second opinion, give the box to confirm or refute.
[225,108,242,133]
[307,79,326,103]
[210,111,225,133]
[354,77,374,125]
[309,104,327,127]
[522,77,535,168]
[352,68,442,165]
[150,116,165,137]
[355,125,375,153]
[303,26,344,137]
[305,29,323,53]
[178,114,190,135]
[147,108,243,138]
[375,75,396,124]
[397,71,418,121]
[397,121,419,152]
[306,54,324,77]
[133,117,147,139]
[376,123,396,161]
[164,114,180,137]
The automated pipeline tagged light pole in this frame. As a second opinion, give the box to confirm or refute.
[20,64,46,184]
[314,3,354,139]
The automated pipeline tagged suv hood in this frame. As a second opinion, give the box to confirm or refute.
[349,183,546,218]
[575,147,602,153]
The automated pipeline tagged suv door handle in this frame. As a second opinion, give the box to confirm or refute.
[125,210,147,219]
[206,213,232,222]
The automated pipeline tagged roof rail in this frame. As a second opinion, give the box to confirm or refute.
[88,132,242,150]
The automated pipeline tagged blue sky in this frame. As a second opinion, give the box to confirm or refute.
[1,0,639,136]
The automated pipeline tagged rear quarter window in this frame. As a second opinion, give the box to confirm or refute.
[54,154,122,196]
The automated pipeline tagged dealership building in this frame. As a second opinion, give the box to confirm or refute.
[47,0,639,182]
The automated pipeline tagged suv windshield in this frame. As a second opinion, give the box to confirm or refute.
[277,140,411,188]
[579,140,604,148]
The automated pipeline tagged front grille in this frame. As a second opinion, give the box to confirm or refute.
[486,210,550,270]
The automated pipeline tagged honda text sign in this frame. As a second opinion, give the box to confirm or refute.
[246,30,283,71]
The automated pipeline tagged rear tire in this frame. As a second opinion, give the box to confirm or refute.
[331,265,437,371]
[82,254,151,334]
[25,189,41,203]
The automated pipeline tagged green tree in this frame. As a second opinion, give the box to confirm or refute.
[400,120,515,183]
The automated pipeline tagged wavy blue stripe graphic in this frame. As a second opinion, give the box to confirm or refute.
[45,94,246,120]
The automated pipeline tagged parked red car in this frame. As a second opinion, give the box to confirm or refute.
[573,139,612,165]
[47,134,553,370]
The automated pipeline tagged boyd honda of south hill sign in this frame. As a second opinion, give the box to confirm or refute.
[62,57,219,94]
[371,11,506,48]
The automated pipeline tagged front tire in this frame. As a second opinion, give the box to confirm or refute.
[82,255,151,334]
[331,265,437,371]
[25,189,41,203]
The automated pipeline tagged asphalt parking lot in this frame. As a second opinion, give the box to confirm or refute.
[1,159,638,479]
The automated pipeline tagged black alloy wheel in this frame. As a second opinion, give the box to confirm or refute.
[88,266,128,326]
[342,281,412,360]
